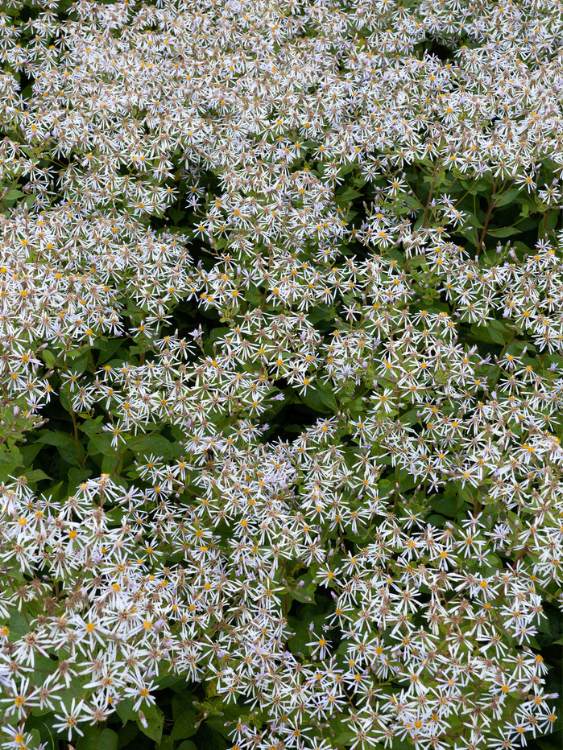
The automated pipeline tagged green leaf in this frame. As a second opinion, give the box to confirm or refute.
[79,416,105,436]
[116,699,164,744]
[64,347,91,372]
[0,444,24,480]
[431,483,466,518]
[543,210,559,232]
[116,698,136,724]
[24,469,50,485]
[426,513,446,527]
[20,442,43,466]
[8,610,31,640]
[87,432,116,457]
[488,226,521,238]
[288,605,326,657]
[205,327,230,352]
[137,703,164,743]
[67,467,91,491]
[244,286,263,306]
[77,727,118,750]
[4,188,25,200]
[171,694,198,739]
[41,349,57,368]
[330,721,356,745]
[399,407,419,425]
[307,305,336,324]
[458,224,479,247]
[113,721,139,747]
[36,430,83,466]
[28,729,43,750]
[492,188,521,207]
[470,319,513,345]
[127,433,181,460]
[285,571,317,604]
[336,185,362,204]
[95,337,125,363]
[101,452,121,475]
[154,673,185,691]
[301,385,338,413]
[460,177,491,195]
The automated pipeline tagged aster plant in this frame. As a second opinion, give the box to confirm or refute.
[0,1,561,749]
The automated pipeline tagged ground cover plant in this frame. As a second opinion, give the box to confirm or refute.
[0,0,562,748]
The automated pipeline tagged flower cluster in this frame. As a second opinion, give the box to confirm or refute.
[0,0,561,749]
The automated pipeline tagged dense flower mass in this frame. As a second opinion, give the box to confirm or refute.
[0,0,561,748]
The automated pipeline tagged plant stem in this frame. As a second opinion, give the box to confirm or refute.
[477,180,497,251]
